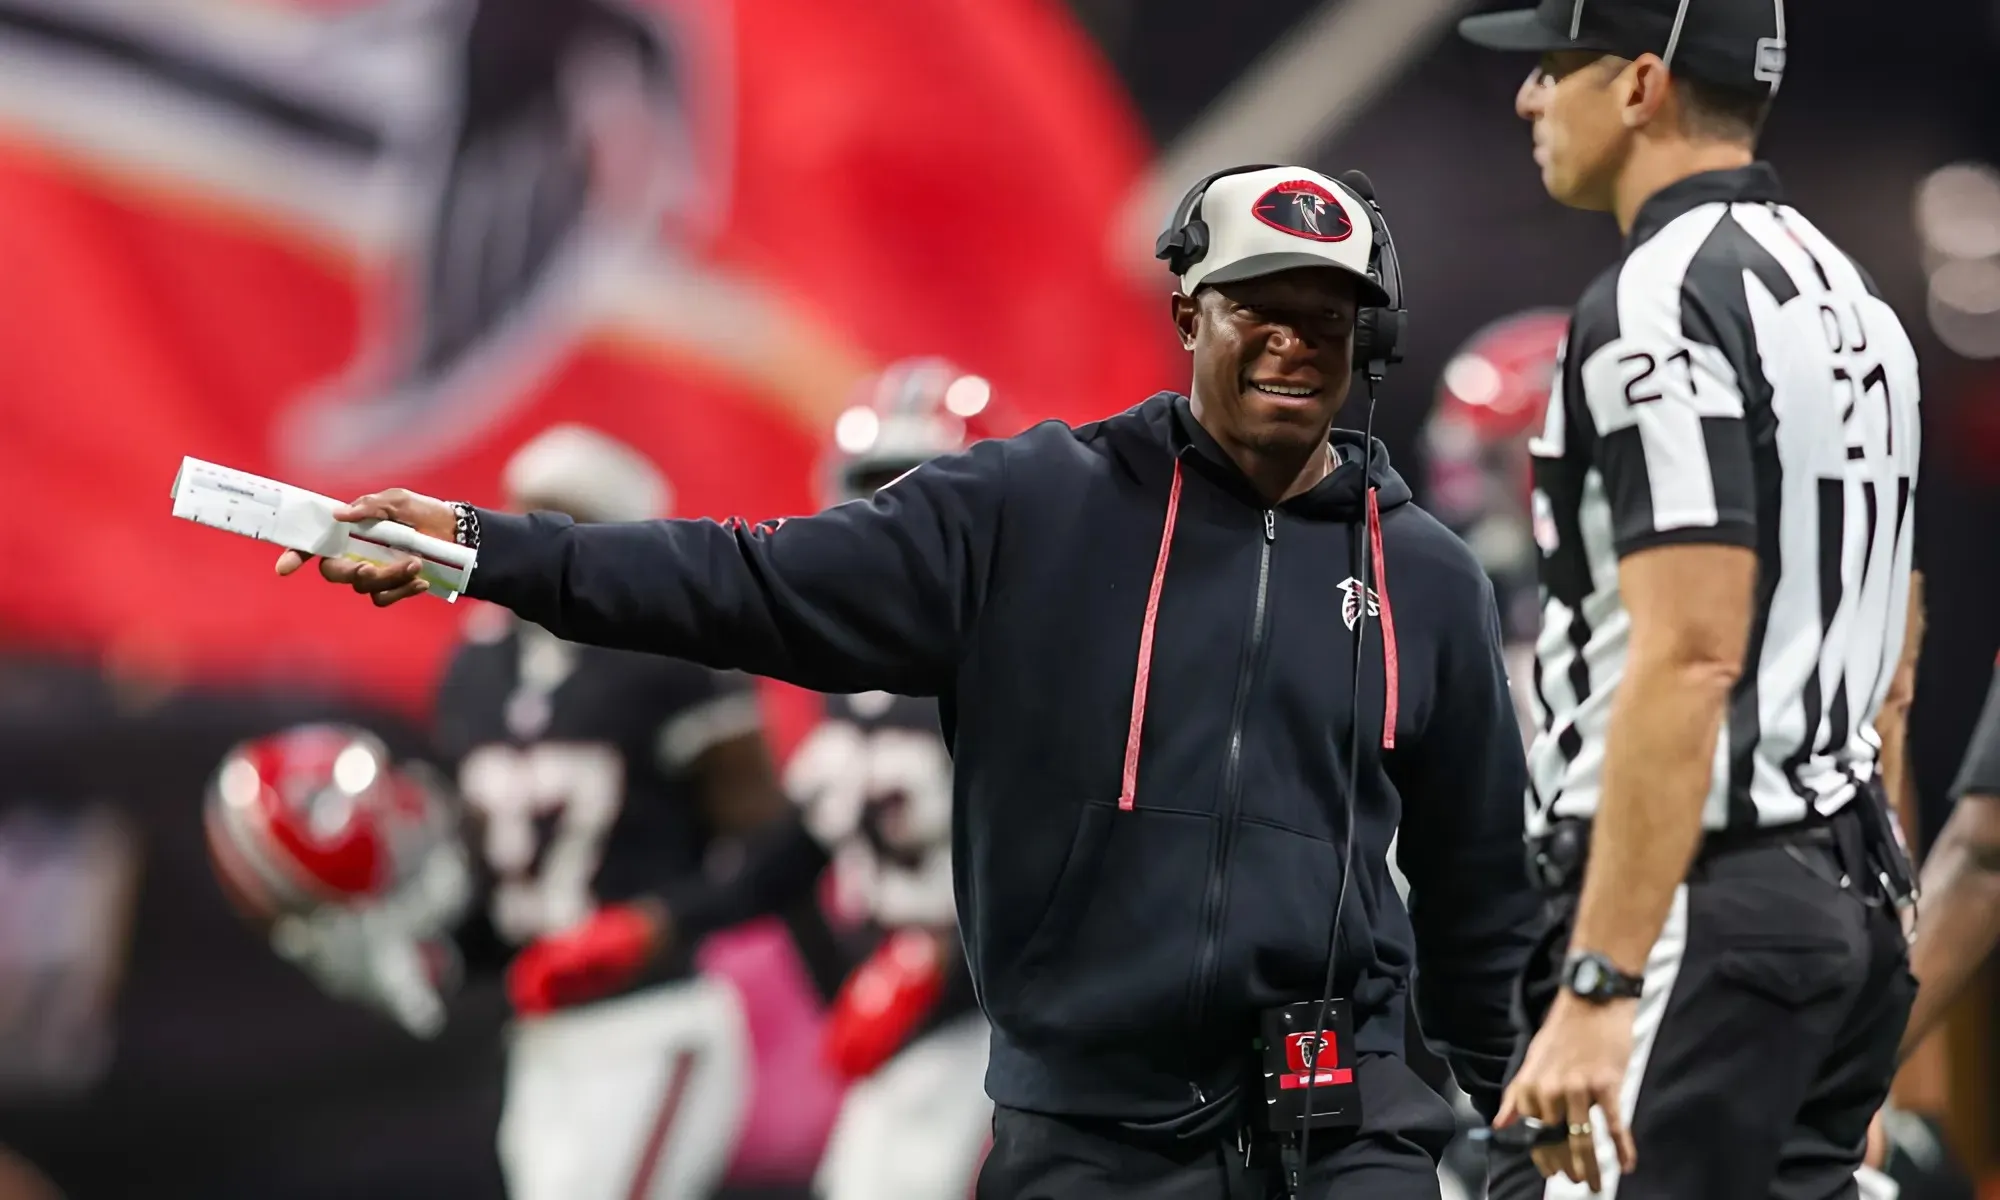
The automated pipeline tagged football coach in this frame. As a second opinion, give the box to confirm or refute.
[278,164,1541,1197]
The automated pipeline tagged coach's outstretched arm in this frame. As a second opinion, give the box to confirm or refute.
[276,441,1007,697]
[1392,576,1541,1123]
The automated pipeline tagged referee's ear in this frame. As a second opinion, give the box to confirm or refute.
[1616,54,1675,134]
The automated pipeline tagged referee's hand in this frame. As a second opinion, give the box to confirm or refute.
[1495,993,1640,1191]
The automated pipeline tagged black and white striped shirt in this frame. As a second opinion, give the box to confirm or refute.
[1526,164,1921,835]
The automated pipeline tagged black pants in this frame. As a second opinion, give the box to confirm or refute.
[977,1055,1447,1199]
[1489,833,1913,1200]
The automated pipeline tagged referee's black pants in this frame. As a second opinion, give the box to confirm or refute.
[1489,814,1913,1200]
[976,1054,1450,1199]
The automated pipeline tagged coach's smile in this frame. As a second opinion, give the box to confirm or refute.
[1246,377,1323,400]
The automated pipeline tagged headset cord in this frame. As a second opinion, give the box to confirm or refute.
[1291,374,1379,1196]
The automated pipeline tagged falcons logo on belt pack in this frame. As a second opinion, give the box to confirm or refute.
[1338,577,1381,632]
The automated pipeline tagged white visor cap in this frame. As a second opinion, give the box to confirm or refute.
[1177,166,1389,307]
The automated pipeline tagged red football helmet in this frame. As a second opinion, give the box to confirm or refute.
[204,724,453,920]
[1423,309,1568,644]
[821,357,1010,506]
[1431,309,1570,446]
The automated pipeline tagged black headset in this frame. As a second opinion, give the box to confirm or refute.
[1154,164,1407,380]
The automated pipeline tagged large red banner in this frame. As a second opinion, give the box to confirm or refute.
[0,0,1176,711]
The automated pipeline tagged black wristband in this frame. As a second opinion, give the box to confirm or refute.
[450,502,482,551]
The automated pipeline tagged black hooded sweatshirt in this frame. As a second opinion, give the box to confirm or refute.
[465,391,1540,1124]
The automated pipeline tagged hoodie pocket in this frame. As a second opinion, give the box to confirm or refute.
[998,801,1215,1044]
[1222,820,1349,1001]
[1008,800,1118,978]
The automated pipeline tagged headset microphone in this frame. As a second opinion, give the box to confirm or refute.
[1291,171,1401,1198]
[1290,388,1379,1195]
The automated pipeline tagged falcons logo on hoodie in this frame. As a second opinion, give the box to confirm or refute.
[1338,577,1381,632]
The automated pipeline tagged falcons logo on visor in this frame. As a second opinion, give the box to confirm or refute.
[1252,180,1353,243]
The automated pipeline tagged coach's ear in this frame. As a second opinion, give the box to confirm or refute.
[1171,291,1200,351]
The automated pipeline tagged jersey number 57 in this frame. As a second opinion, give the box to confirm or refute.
[458,742,623,943]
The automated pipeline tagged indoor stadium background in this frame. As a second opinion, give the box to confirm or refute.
[1,0,1997,1196]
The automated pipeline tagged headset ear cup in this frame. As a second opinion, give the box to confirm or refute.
[1158,163,1287,285]
[1179,219,1209,280]
[1378,309,1404,365]
[1355,310,1405,371]
[1359,195,1404,368]
[1354,309,1378,368]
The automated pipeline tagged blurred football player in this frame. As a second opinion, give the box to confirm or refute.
[1421,308,1569,743]
[513,360,1000,1200]
[209,424,790,1200]
[1404,309,1568,1200]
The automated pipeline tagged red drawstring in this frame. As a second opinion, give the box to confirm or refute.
[1120,460,1184,811]
[1367,486,1399,750]
[1121,466,1397,808]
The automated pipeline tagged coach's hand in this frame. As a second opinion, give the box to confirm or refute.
[274,489,457,606]
[1496,993,1640,1192]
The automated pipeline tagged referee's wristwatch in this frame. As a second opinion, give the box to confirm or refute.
[1561,950,1644,1004]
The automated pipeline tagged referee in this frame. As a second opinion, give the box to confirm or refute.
[1460,0,1924,1194]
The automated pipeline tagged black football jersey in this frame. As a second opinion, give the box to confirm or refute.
[433,610,761,970]
[784,690,979,1030]
[784,691,955,929]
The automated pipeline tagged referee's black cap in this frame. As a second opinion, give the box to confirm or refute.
[1458,0,1788,95]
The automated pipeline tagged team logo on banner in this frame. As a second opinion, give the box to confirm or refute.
[0,0,1175,717]
[268,0,729,475]
[0,0,869,479]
